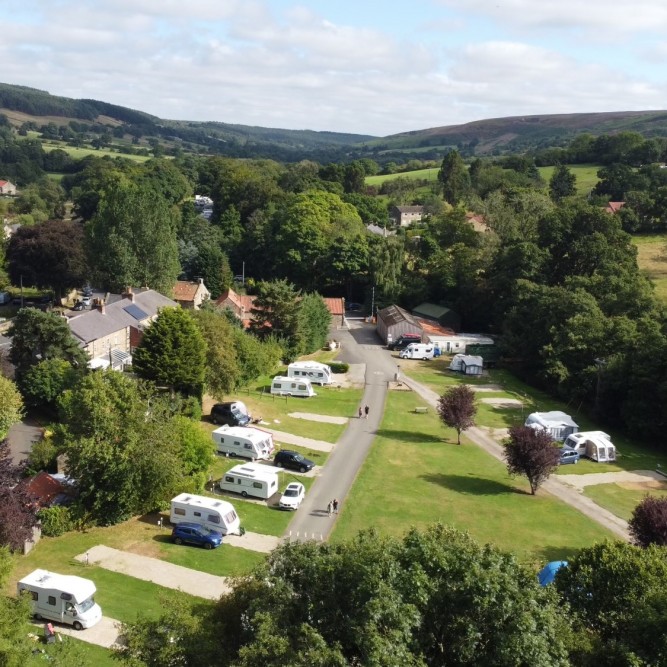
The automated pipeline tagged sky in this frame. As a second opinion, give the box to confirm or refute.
[1,0,666,137]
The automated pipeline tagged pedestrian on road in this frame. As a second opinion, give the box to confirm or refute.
[333,498,339,514]
[364,405,370,419]
[327,501,333,516]
[358,407,363,419]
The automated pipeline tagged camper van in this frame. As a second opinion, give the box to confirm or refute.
[399,343,435,360]
[18,569,102,630]
[219,463,280,500]
[563,431,617,462]
[270,376,316,397]
[287,361,333,385]
[212,425,274,461]
[170,493,242,535]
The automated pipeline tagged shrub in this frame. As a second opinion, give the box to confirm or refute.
[38,506,74,537]
[329,362,349,374]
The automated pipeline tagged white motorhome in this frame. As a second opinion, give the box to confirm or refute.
[17,569,102,630]
[170,493,241,535]
[399,343,435,360]
[270,376,316,397]
[287,361,333,385]
[212,425,274,461]
[563,431,617,462]
[219,463,280,500]
[428,333,494,355]
[525,411,579,442]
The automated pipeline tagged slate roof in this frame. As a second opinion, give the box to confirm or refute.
[412,302,456,321]
[377,304,418,327]
[393,206,424,214]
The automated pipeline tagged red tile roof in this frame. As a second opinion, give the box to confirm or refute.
[414,318,456,336]
[173,280,200,301]
[0,180,7,187]
[605,201,625,214]
[22,472,66,507]
[323,297,344,316]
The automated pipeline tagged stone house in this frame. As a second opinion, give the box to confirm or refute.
[389,205,424,227]
[173,279,210,310]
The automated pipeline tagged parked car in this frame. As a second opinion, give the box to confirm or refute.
[279,482,305,510]
[559,447,580,465]
[171,522,223,549]
[388,333,422,351]
[82,285,93,297]
[274,450,315,473]
[72,301,86,311]
[81,295,92,306]
[210,401,251,426]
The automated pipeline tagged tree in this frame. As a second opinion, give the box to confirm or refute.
[8,308,88,381]
[297,293,332,355]
[250,280,301,355]
[0,440,38,550]
[18,358,79,410]
[132,308,207,398]
[7,220,88,300]
[629,495,667,547]
[437,150,470,206]
[0,377,23,441]
[0,545,33,666]
[504,426,560,495]
[437,385,477,445]
[548,164,576,202]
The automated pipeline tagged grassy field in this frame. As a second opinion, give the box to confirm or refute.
[366,167,439,186]
[633,233,667,303]
[331,390,612,562]
[584,482,667,521]
[537,164,601,196]
[28,638,117,666]
[41,141,152,162]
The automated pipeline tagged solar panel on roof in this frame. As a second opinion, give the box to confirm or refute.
[123,303,148,320]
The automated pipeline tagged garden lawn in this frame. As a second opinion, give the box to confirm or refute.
[583,482,667,521]
[28,638,116,667]
[331,391,613,563]
[633,233,667,303]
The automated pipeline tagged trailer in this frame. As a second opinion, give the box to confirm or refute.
[170,493,241,535]
[18,569,102,630]
[563,431,617,462]
[428,333,494,355]
[270,376,316,397]
[287,361,333,385]
[219,463,281,499]
[449,354,484,375]
[212,425,274,460]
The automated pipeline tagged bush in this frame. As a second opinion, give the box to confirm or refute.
[329,362,349,374]
[38,506,74,537]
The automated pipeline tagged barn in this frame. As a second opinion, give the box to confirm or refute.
[376,305,423,345]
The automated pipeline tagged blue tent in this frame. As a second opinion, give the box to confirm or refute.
[538,560,568,586]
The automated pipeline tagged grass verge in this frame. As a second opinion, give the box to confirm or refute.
[584,482,667,521]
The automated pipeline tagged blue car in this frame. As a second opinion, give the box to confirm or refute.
[171,522,223,549]
[559,447,580,465]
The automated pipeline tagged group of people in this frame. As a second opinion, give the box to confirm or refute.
[327,498,339,516]
[358,405,370,419]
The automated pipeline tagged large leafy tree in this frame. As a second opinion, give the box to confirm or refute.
[438,150,470,206]
[297,293,332,355]
[629,495,667,547]
[504,426,560,495]
[548,164,577,202]
[133,308,207,398]
[6,220,88,300]
[250,279,301,343]
[437,385,477,445]
[0,376,23,440]
[8,308,88,381]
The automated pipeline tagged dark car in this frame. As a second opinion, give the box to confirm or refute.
[346,302,362,312]
[274,449,315,473]
[559,447,580,465]
[388,333,422,351]
[171,522,222,549]
[72,301,87,311]
[210,401,251,426]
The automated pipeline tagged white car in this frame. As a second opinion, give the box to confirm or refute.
[279,482,305,510]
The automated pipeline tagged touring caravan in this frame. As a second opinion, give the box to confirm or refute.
[287,361,333,385]
[563,431,617,462]
[219,463,280,500]
[170,493,241,535]
[449,354,484,375]
[428,333,494,355]
[270,376,316,397]
[525,411,579,442]
[18,569,102,630]
[212,425,274,461]
[399,343,435,360]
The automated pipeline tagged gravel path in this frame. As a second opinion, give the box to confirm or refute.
[479,397,523,407]
[558,470,666,490]
[263,428,335,452]
[76,546,232,600]
[225,531,281,552]
[35,616,122,649]
[288,412,349,424]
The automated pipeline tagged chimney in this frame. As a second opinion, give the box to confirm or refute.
[123,286,135,302]
[98,299,105,315]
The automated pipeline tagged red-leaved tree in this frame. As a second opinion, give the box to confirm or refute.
[437,385,477,445]
[629,495,667,547]
[504,426,560,495]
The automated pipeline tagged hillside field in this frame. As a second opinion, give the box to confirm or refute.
[634,233,667,303]
[537,164,601,196]
[366,167,439,186]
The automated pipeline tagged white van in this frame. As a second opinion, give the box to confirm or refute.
[287,361,333,385]
[270,376,316,397]
[212,425,274,461]
[219,463,280,500]
[399,343,435,360]
[170,493,242,535]
[18,569,102,630]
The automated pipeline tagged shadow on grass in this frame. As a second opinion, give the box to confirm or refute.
[420,473,518,496]
[152,533,173,544]
[536,544,584,563]
[137,511,167,526]
[376,429,443,444]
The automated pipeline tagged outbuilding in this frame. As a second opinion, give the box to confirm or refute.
[411,303,461,332]
[525,411,579,441]
[376,304,422,346]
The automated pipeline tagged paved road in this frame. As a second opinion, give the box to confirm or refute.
[286,322,397,541]
[7,417,43,465]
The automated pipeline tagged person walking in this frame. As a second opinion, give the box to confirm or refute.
[358,406,363,419]
[364,405,370,419]
[327,500,333,517]
[333,498,339,514]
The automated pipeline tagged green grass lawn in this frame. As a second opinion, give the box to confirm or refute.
[365,167,439,186]
[633,232,667,303]
[28,638,117,667]
[584,482,667,521]
[537,164,601,196]
[331,391,612,562]
[41,141,152,162]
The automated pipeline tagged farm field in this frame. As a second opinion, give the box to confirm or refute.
[633,233,667,303]
[366,167,439,186]
[41,142,152,162]
[537,164,601,196]
[584,482,667,521]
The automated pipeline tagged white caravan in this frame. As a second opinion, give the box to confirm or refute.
[219,463,280,500]
[428,333,494,355]
[270,376,316,397]
[399,343,435,360]
[563,431,617,462]
[18,569,102,630]
[525,411,579,441]
[212,425,274,461]
[170,493,241,535]
[287,361,333,385]
[449,354,484,375]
